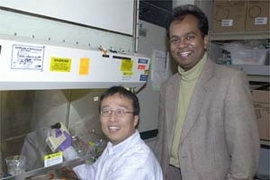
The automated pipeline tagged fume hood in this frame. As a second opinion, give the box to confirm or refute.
[0,34,151,179]
[0,0,153,179]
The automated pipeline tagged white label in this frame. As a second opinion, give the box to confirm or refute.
[44,152,63,167]
[254,17,268,25]
[11,44,44,70]
[221,19,233,27]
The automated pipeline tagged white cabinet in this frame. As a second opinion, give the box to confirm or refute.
[0,0,134,35]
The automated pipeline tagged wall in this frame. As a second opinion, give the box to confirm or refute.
[137,20,168,133]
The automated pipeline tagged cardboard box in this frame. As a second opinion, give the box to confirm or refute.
[252,87,270,141]
[246,1,270,31]
[213,0,246,1]
[212,1,247,32]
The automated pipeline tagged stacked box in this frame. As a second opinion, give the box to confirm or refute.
[246,0,270,31]
[212,1,247,32]
[212,0,269,32]
[252,87,270,141]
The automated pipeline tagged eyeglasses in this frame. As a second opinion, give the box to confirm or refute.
[100,109,134,117]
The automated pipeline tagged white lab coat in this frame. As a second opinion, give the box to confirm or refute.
[64,130,163,180]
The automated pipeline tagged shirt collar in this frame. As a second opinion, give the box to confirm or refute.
[106,130,140,155]
[178,53,207,82]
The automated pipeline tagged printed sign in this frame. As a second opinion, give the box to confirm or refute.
[50,57,71,72]
[11,44,44,70]
[120,59,133,72]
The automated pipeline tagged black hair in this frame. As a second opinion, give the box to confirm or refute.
[99,86,140,116]
[166,4,209,38]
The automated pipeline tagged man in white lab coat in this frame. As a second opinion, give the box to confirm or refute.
[58,86,163,180]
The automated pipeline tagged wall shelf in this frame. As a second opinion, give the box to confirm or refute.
[210,32,269,81]
[227,64,270,77]
[210,31,270,41]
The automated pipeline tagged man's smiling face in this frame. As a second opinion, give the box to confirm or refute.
[169,14,208,71]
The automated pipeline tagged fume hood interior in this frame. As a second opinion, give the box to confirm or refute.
[0,88,111,179]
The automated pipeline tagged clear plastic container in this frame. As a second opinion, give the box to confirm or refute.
[229,49,267,65]
[5,155,26,176]
[223,41,267,65]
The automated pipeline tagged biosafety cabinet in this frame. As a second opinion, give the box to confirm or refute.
[0,36,150,178]
[0,0,152,178]
[0,35,151,179]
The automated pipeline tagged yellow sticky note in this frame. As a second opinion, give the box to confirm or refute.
[79,58,90,75]
[121,59,133,72]
[50,57,71,72]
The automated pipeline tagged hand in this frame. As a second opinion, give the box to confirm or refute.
[55,129,72,151]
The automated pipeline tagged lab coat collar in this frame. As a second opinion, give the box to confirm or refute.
[106,130,140,155]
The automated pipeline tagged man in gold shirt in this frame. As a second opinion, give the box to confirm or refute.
[154,4,260,180]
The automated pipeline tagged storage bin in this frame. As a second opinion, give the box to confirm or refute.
[227,49,267,65]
